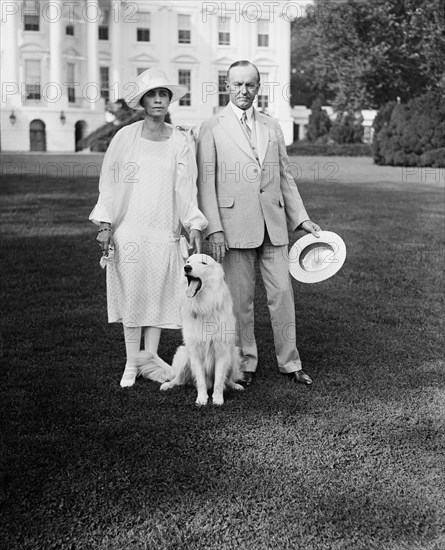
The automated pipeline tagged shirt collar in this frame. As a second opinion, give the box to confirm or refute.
[229,102,254,124]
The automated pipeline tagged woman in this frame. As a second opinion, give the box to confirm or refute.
[89,68,208,387]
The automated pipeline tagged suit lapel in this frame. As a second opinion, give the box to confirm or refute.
[254,109,270,167]
[218,105,257,162]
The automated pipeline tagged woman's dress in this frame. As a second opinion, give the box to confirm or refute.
[89,123,207,328]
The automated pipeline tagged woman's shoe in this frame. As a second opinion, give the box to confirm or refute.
[120,363,138,388]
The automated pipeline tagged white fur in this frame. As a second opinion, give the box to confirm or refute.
[160,253,244,405]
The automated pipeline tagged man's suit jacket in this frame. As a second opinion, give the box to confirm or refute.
[197,104,309,248]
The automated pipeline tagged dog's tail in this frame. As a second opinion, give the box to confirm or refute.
[169,345,192,385]
[136,351,172,383]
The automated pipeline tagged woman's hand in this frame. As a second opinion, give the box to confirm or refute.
[96,223,114,256]
[189,229,202,254]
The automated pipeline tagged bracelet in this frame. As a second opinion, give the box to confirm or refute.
[97,227,112,233]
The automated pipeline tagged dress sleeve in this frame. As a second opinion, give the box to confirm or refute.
[88,130,121,226]
[175,132,208,232]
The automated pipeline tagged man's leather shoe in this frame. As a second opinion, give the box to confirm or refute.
[292,370,313,385]
[240,372,255,387]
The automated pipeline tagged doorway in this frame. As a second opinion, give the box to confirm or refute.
[75,120,87,151]
[30,119,46,151]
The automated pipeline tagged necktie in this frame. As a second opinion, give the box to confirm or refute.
[241,111,251,140]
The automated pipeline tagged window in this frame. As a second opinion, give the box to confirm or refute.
[178,70,191,106]
[178,14,191,44]
[67,63,76,103]
[137,28,150,42]
[137,68,149,76]
[218,71,229,107]
[98,9,109,40]
[218,17,230,45]
[137,12,150,42]
[257,20,269,47]
[25,60,41,100]
[98,25,109,40]
[257,73,269,110]
[100,66,110,103]
[66,24,74,36]
[24,1,40,31]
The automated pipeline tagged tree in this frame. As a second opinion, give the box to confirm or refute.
[291,0,445,110]
[79,100,172,151]
[306,98,332,141]
[291,12,334,106]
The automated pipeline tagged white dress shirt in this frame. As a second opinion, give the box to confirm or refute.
[229,101,254,131]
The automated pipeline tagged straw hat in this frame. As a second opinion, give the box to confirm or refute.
[289,231,346,283]
[125,68,189,110]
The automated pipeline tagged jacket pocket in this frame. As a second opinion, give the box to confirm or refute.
[218,196,235,208]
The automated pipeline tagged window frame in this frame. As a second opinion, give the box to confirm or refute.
[257,19,269,48]
[100,66,110,103]
[178,14,191,44]
[257,73,269,110]
[24,13,39,31]
[178,69,191,106]
[218,72,230,107]
[218,17,231,46]
[24,59,42,101]
[98,25,109,40]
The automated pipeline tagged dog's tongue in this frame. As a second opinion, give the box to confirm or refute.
[186,279,200,298]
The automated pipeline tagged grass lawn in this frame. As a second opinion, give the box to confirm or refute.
[0,154,444,550]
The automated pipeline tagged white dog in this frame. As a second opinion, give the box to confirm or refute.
[160,253,244,405]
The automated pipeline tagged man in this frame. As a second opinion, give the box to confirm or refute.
[197,60,320,387]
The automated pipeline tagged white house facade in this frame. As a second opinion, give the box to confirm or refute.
[1,0,297,152]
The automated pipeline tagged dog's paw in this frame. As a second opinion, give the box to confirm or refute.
[232,383,245,391]
[195,395,208,406]
[160,381,173,391]
[212,396,224,406]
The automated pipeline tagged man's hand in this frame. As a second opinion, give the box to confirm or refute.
[209,231,228,263]
[300,220,321,237]
[189,229,202,254]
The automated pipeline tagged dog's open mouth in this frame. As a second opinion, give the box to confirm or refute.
[185,274,202,298]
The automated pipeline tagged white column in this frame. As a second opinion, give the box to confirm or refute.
[110,0,121,101]
[236,5,251,58]
[275,14,293,144]
[158,6,173,69]
[86,0,100,110]
[1,0,20,106]
[48,0,64,103]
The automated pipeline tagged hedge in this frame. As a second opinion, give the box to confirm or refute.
[373,91,445,167]
[287,142,372,157]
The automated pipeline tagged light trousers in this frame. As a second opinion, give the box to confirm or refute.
[223,237,303,374]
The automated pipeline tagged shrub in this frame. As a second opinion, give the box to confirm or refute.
[420,148,445,167]
[373,92,445,167]
[287,142,372,157]
[329,108,364,144]
[306,99,331,142]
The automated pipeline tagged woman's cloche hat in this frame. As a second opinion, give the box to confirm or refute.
[289,230,346,283]
[125,68,189,110]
